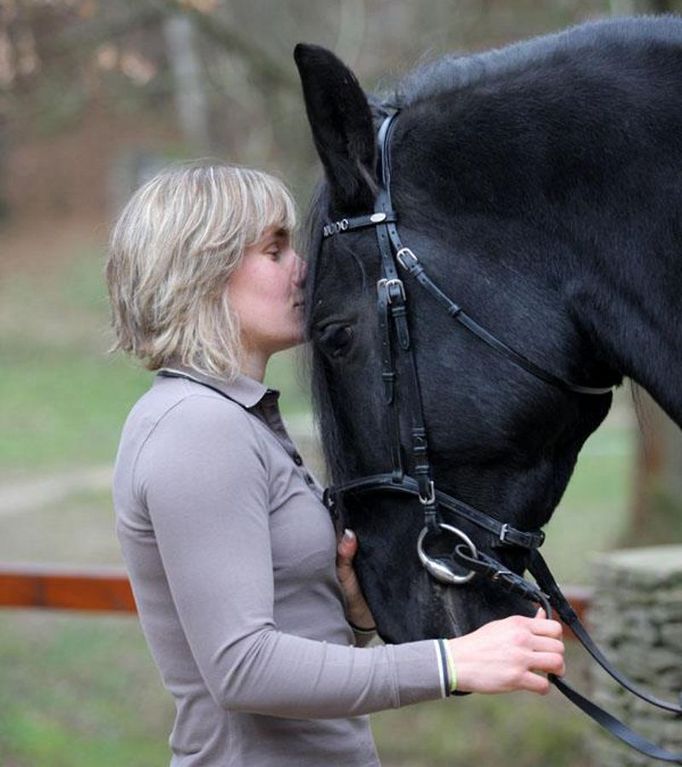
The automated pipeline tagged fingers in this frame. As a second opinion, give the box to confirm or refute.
[334,530,376,632]
[522,647,566,694]
[336,528,358,562]
[529,651,566,677]
[530,617,563,639]
[521,671,552,695]
[530,636,565,655]
[520,615,565,677]
[336,530,359,588]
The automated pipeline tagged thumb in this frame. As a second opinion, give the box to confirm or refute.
[535,606,546,619]
[337,528,358,562]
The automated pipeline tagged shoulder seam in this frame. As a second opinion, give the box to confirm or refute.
[130,393,264,499]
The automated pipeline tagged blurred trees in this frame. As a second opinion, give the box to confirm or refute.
[1,0,605,219]
[1,0,679,538]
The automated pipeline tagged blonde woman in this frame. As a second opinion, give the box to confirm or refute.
[107,162,565,767]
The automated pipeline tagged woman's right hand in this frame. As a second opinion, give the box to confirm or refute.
[447,608,565,695]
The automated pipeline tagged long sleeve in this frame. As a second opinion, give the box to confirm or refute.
[125,393,444,720]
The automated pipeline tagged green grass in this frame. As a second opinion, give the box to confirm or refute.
[0,347,151,471]
[0,608,594,767]
[0,247,311,474]
[0,612,173,767]
[371,666,591,767]
[543,418,634,584]
[0,235,636,765]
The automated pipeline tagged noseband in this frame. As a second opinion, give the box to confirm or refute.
[318,110,682,762]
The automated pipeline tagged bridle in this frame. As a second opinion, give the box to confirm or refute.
[318,110,682,762]
[322,111,612,583]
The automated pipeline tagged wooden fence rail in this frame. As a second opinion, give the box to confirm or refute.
[0,563,136,613]
[0,563,594,639]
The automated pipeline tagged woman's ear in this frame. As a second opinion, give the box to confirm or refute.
[294,43,376,212]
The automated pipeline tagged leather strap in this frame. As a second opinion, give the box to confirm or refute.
[551,677,682,763]
[396,248,613,396]
[322,211,397,238]
[325,473,545,550]
[451,545,682,764]
[529,549,682,715]
[377,280,404,481]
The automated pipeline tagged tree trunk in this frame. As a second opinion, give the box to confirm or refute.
[630,389,682,543]
[163,13,211,153]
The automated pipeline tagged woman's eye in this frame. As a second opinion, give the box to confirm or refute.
[318,324,353,358]
[268,249,280,260]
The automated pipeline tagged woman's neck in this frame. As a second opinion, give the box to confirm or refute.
[240,349,270,382]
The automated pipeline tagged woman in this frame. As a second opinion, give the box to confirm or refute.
[106,162,565,767]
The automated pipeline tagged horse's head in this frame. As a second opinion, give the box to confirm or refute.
[294,39,618,642]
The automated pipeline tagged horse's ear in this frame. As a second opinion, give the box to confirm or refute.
[294,43,376,212]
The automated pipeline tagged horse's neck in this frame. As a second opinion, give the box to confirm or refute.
[502,61,682,426]
[401,40,682,426]
[566,219,682,427]
[550,90,682,426]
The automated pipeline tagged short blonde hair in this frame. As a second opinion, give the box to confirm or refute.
[106,161,296,379]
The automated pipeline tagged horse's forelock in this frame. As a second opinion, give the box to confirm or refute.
[302,181,354,485]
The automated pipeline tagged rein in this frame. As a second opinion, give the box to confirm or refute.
[319,110,682,762]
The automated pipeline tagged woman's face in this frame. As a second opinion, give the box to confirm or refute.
[228,225,306,357]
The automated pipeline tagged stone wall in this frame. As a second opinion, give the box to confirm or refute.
[588,545,682,766]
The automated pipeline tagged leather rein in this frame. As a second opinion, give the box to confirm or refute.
[318,110,682,762]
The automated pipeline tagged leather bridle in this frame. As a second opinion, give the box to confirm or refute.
[317,110,682,762]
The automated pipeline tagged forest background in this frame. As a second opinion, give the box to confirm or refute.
[0,1,680,765]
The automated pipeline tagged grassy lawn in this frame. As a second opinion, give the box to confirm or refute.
[0,233,636,765]
[0,244,311,476]
[0,611,172,767]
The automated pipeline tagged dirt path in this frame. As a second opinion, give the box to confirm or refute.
[0,465,113,517]
[0,422,318,520]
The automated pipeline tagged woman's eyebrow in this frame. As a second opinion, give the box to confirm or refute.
[258,227,289,249]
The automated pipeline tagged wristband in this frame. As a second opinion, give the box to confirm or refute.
[348,620,377,634]
[443,640,458,693]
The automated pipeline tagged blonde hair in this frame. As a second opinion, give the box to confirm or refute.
[106,161,296,379]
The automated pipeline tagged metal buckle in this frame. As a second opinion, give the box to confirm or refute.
[499,523,512,545]
[377,278,406,303]
[491,568,515,584]
[418,479,436,506]
[396,247,418,270]
[498,523,545,549]
[417,523,478,585]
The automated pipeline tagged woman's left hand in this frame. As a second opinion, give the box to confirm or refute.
[336,529,376,631]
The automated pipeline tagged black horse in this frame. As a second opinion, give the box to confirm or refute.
[294,17,682,645]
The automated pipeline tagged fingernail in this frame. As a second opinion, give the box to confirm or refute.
[343,528,355,542]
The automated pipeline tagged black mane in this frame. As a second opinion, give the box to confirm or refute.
[388,16,681,108]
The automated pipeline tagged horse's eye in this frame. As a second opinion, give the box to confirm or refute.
[317,323,354,358]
